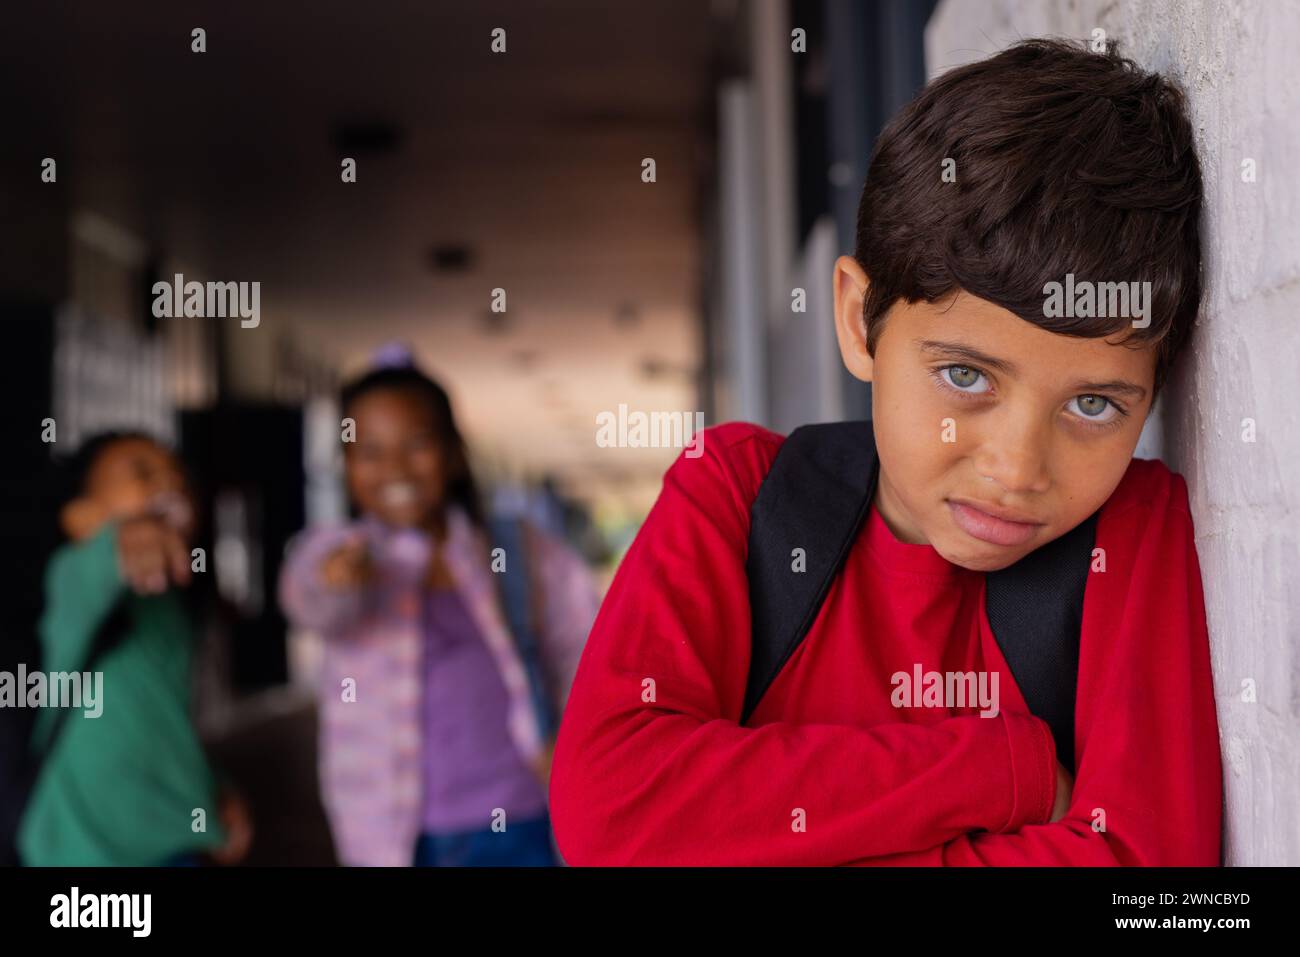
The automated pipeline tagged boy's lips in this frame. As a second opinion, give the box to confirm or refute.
[946,498,1044,547]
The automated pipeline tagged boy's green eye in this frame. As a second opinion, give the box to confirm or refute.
[941,365,988,392]
[1068,394,1125,427]
[1075,395,1110,417]
[949,366,978,387]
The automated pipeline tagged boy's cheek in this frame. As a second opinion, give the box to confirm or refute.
[876,404,961,493]
[1052,462,1126,533]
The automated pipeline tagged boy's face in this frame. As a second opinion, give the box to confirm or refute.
[833,256,1157,572]
[62,438,192,542]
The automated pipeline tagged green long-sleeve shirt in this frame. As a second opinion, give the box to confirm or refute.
[18,523,226,866]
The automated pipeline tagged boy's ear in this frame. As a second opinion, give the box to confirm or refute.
[60,497,107,542]
[833,255,875,383]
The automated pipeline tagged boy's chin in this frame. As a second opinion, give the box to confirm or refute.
[935,535,1034,573]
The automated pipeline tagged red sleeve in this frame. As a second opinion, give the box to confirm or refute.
[847,467,1223,866]
[548,423,1057,866]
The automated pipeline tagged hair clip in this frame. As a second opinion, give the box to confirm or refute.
[370,341,417,370]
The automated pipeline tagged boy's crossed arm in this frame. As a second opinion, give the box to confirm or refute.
[551,679,1057,865]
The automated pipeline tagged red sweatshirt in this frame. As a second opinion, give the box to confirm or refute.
[549,421,1222,866]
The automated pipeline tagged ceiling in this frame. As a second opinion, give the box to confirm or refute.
[1,1,724,514]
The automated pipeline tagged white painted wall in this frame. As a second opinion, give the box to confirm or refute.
[927,0,1300,865]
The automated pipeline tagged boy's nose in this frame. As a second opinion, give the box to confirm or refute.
[970,427,1052,496]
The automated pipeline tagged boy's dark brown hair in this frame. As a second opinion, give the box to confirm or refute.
[854,38,1202,397]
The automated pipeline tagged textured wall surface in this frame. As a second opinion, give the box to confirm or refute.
[926,0,1300,865]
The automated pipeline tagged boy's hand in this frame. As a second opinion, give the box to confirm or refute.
[116,514,192,595]
[320,536,372,590]
[210,788,254,866]
[1049,759,1074,823]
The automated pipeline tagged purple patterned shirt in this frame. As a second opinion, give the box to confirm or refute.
[420,588,547,833]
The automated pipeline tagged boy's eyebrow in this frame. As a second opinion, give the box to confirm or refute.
[1065,378,1149,401]
[916,339,1149,400]
[918,339,1019,375]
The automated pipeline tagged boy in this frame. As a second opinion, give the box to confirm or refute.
[548,39,1222,865]
[19,433,250,866]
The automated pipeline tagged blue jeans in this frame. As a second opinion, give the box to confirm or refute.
[413,814,558,867]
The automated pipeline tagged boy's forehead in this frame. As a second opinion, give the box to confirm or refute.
[89,438,176,483]
[898,291,1156,388]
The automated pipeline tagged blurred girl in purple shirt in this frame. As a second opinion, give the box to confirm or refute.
[280,351,599,866]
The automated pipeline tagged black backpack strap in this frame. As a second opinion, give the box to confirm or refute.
[985,511,1098,771]
[742,421,878,725]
